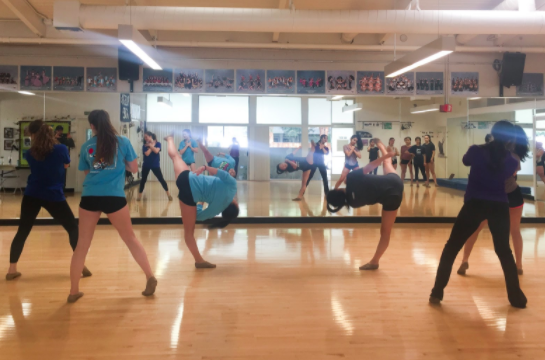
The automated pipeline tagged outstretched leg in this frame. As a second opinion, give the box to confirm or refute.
[165,135,191,179]
[334,167,350,189]
[294,170,311,201]
[197,138,214,164]
[179,201,214,267]
[360,209,397,270]
[457,220,487,275]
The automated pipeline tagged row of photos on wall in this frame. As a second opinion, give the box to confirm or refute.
[0,65,544,97]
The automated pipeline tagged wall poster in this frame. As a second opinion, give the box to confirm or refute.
[120,93,131,123]
[386,72,415,95]
[415,72,444,95]
[205,69,235,93]
[297,70,325,94]
[357,71,384,95]
[86,67,117,92]
[53,66,84,91]
[451,72,479,95]
[326,70,356,94]
[266,70,296,94]
[0,65,18,91]
[143,68,173,92]
[517,73,544,97]
[174,68,204,93]
[20,66,52,91]
[236,69,265,93]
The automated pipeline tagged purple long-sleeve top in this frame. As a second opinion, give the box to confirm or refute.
[463,145,518,203]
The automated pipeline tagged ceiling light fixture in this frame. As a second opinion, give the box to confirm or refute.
[18,91,35,96]
[157,96,172,107]
[468,97,482,100]
[118,24,162,70]
[410,104,440,114]
[385,37,455,78]
[331,95,344,100]
[342,102,363,113]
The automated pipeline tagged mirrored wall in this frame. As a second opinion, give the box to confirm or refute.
[0,91,542,220]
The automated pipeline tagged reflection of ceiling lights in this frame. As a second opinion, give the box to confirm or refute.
[118,24,162,70]
[385,36,455,78]
[18,91,35,96]
[157,96,172,107]
[331,95,344,100]
[342,102,362,113]
[410,104,440,114]
[468,97,482,100]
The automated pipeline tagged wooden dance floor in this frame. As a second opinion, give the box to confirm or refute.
[1,181,545,219]
[2,224,545,359]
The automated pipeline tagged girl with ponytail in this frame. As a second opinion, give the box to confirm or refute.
[429,120,527,309]
[68,110,156,303]
[164,133,239,269]
[327,138,403,271]
[6,120,91,281]
[334,134,363,189]
[137,131,172,201]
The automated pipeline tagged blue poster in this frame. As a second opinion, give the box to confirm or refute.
[297,70,326,94]
[120,93,131,123]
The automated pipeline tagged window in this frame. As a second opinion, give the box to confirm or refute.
[269,127,302,147]
[332,100,355,124]
[308,98,331,125]
[207,126,248,148]
[257,97,302,124]
[147,93,192,122]
[199,96,249,124]
[331,127,356,174]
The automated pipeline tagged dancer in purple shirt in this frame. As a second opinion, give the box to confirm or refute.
[429,120,527,309]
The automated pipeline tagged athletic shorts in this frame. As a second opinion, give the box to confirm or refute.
[80,196,127,214]
[345,163,359,171]
[381,174,404,211]
[184,161,194,166]
[176,170,197,206]
[400,159,411,165]
[508,186,524,209]
[392,158,398,165]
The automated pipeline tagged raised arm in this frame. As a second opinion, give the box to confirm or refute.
[344,146,354,157]
[179,141,189,155]
[144,145,152,157]
[150,142,160,154]
[354,149,362,159]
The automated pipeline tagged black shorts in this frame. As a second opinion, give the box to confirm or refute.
[184,161,194,166]
[381,174,404,211]
[392,158,398,165]
[400,159,410,165]
[345,163,359,171]
[508,186,524,209]
[80,196,127,214]
[176,170,197,206]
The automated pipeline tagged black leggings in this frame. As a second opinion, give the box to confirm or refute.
[431,199,526,307]
[414,163,426,182]
[139,167,169,193]
[10,195,78,263]
[306,163,329,193]
[233,156,239,176]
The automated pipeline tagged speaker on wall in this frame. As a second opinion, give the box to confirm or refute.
[118,46,141,81]
[500,52,526,88]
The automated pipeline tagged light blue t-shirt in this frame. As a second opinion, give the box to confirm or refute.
[78,135,137,197]
[209,154,236,171]
[179,139,198,164]
[188,170,237,221]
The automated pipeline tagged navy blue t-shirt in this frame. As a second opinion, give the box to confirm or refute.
[25,144,69,202]
[143,141,161,169]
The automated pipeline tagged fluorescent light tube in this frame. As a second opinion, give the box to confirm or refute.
[331,95,344,100]
[410,104,440,114]
[18,91,35,96]
[342,103,362,113]
[118,24,162,70]
[157,96,173,107]
[119,40,162,70]
[387,51,452,78]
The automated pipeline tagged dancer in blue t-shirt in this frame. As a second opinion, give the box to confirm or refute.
[178,129,199,171]
[6,120,91,281]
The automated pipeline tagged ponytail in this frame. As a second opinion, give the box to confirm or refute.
[29,120,56,161]
[351,134,363,151]
[484,120,515,173]
[208,202,239,229]
[326,190,349,213]
[88,110,118,166]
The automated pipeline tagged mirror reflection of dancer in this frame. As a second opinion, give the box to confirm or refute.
[457,125,529,276]
[228,137,240,177]
[277,141,316,201]
[334,135,363,189]
[197,139,237,177]
[6,120,91,281]
[179,129,199,171]
[306,134,330,195]
[68,110,157,303]
[429,121,527,309]
[408,137,426,187]
[165,134,239,268]
[423,135,438,187]
[137,131,173,202]
[367,139,380,175]
[535,142,545,184]
[386,137,400,170]
[400,137,414,186]
[327,139,403,270]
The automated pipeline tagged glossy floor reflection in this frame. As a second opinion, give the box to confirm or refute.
[1,180,545,219]
[1,224,545,359]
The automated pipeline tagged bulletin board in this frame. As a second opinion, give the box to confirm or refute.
[19,121,71,167]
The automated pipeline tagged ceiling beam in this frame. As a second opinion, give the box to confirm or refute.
[272,0,289,42]
[1,0,46,37]
[378,33,392,45]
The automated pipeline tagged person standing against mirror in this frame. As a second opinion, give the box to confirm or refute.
[55,125,75,192]
[386,137,400,170]
[367,139,380,175]
[179,129,199,172]
[408,137,426,187]
[228,137,240,177]
[306,134,330,195]
[400,137,414,186]
[423,135,438,187]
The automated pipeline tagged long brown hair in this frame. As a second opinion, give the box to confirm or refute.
[88,110,118,166]
[29,120,56,161]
